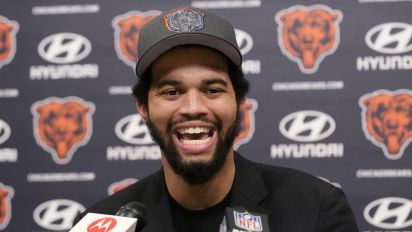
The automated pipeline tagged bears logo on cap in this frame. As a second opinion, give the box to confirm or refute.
[31,97,95,165]
[359,89,412,160]
[275,5,342,74]
[112,10,160,68]
[163,8,204,33]
[0,15,19,70]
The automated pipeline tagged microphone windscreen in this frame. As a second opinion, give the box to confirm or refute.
[116,202,148,231]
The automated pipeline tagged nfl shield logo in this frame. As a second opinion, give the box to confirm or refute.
[234,211,263,231]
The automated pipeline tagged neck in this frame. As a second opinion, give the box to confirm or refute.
[163,152,235,210]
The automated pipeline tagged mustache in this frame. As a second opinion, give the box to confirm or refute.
[167,116,223,131]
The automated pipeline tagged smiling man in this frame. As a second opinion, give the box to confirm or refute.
[77,7,359,232]
[141,46,239,189]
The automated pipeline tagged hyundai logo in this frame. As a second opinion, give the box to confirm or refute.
[365,22,412,54]
[235,28,253,56]
[364,197,412,229]
[0,119,11,145]
[279,110,336,142]
[38,32,92,64]
[33,199,85,230]
[115,114,154,145]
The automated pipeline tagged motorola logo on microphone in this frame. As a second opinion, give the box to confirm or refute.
[364,197,412,229]
[106,114,161,161]
[87,217,117,232]
[357,22,412,71]
[70,202,146,232]
[29,32,98,80]
[271,110,343,159]
[33,199,85,231]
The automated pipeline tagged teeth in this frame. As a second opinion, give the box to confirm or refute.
[177,127,210,134]
[181,137,211,145]
[176,127,212,145]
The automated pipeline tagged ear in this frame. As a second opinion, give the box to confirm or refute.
[135,100,149,122]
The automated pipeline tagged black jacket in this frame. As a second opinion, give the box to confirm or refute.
[77,153,359,231]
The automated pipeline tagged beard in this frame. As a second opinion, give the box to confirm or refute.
[145,111,240,185]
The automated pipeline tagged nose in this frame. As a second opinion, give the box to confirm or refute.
[178,90,208,119]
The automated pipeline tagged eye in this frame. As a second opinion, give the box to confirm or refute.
[208,88,221,94]
[206,88,223,94]
[163,89,179,96]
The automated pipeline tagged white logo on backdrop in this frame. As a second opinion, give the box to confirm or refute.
[38,33,92,64]
[235,28,253,55]
[33,199,85,230]
[365,22,412,54]
[0,119,11,145]
[364,197,412,229]
[115,114,154,145]
[279,110,336,142]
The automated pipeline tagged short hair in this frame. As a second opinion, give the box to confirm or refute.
[132,53,249,108]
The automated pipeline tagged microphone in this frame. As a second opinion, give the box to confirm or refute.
[219,206,270,232]
[116,202,148,231]
[70,202,148,232]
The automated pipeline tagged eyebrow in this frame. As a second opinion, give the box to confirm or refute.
[203,78,228,87]
[155,78,228,88]
[155,79,181,88]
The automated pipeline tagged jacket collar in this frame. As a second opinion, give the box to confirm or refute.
[231,153,270,215]
[141,152,270,232]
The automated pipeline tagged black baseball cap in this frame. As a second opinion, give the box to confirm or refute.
[135,7,242,78]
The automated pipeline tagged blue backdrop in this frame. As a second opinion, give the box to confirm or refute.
[0,0,412,231]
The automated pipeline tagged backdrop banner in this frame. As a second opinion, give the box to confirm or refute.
[1,0,412,231]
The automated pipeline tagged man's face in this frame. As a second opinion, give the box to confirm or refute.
[138,46,240,185]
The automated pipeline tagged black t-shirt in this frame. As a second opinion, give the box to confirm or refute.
[169,192,231,232]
